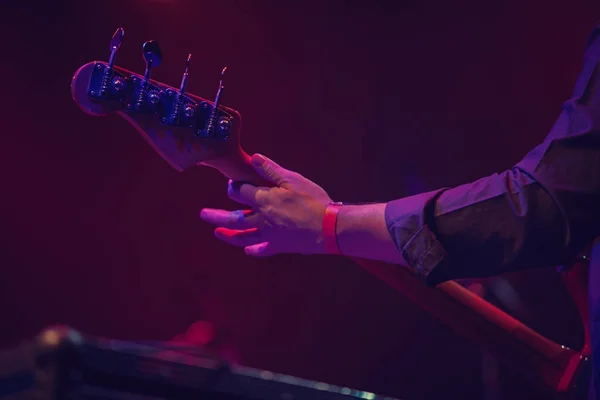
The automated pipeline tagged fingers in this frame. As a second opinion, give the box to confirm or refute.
[206,219,281,257]
[227,180,269,207]
[245,242,277,257]
[250,154,287,186]
[228,153,292,206]
[214,227,263,248]
[214,229,278,257]
[200,208,257,229]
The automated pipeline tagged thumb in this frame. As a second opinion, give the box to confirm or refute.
[251,154,286,185]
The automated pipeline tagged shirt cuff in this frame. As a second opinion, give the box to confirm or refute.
[385,190,449,284]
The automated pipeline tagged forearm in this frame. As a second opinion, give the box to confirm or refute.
[335,204,408,265]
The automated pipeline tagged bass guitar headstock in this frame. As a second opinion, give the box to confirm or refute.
[71,27,244,174]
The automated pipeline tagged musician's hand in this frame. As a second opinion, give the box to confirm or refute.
[200,154,332,256]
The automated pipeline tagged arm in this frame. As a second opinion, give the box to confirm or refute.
[335,168,589,286]
[337,22,600,285]
[201,23,600,284]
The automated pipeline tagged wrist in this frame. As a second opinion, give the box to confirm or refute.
[335,203,407,264]
[336,204,376,256]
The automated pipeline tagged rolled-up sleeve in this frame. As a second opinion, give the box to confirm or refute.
[386,22,600,285]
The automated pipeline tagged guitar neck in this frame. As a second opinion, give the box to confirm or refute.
[205,154,588,399]
[201,149,274,187]
[346,260,586,399]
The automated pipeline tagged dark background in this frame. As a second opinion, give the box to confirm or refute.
[0,0,599,399]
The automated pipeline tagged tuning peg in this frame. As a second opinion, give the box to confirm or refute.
[179,53,192,95]
[205,66,228,137]
[219,66,227,89]
[89,27,125,100]
[127,40,163,112]
[108,27,124,70]
[142,40,162,81]
[160,54,194,125]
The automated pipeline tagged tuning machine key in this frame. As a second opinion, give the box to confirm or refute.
[127,40,163,114]
[179,53,191,94]
[108,27,124,70]
[161,53,198,127]
[88,27,130,102]
[196,67,231,140]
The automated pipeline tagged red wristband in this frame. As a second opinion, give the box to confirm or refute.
[322,203,343,255]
